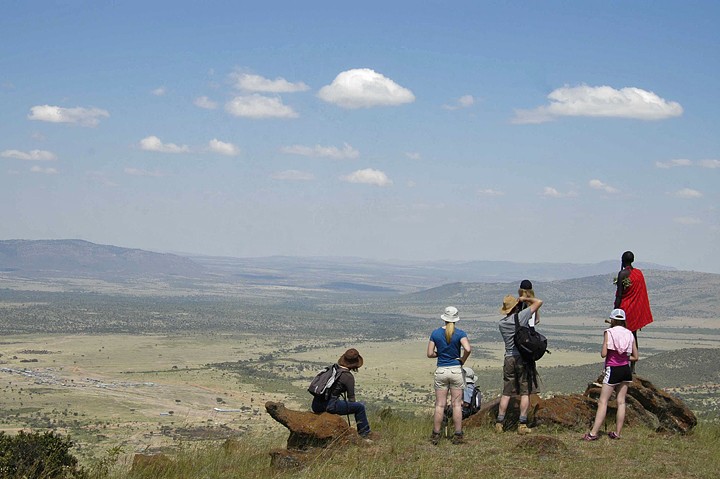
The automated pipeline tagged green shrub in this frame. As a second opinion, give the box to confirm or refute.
[0,430,87,479]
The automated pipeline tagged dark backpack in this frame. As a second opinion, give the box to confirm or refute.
[308,364,342,400]
[513,312,548,362]
[513,312,550,389]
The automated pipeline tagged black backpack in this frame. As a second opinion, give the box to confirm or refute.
[513,312,548,362]
[513,312,550,389]
[308,364,342,400]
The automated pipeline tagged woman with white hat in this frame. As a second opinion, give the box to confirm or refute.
[583,308,638,441]
[427,306,472,445]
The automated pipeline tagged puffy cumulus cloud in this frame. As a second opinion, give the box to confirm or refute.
[28,105,109,126]
[318,68,415,109]
[512,85,683,124]
[225,94,298,119]
[672,188,703,199]
[271,169,315,181]
[30,165,58,174]
[674,216,701,225]
[208,139,240,156]
[230,72,309,93]
[151,86,167,96]
[138,135,190,153]
[699,159,720,168]
[541,186,576,198]
[1,149,56,161]
[478,188,504,197]
[280,142,359,159]
[443,94,475,110]
[194,96,218,109]
[125,168,165,177]
[589,179,618,194]
[656,158,692,168]
[341,168,392,186]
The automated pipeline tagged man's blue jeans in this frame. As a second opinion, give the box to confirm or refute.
[313,396,370,436]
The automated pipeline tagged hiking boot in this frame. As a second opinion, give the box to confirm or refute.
[451,432,464,445]
[582,433,599,441]
[517,423,531,435]
[494,422,504,433]
[430,431,441,445]
[608,431,620,440]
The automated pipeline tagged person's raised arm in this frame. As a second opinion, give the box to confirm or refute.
[519,296,543,314]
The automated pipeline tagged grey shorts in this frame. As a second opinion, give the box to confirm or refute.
[502,355,537,396]
[434,366,465,390]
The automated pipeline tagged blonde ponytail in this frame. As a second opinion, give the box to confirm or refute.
[445,322,455,343]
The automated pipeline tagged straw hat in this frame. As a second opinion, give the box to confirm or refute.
[500,294,519,315]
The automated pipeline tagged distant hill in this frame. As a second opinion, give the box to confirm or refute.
[0,239,204,278]
[404,269,720,318]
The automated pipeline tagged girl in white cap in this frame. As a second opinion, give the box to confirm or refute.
[427,306,472,444]
[583,308,639,441]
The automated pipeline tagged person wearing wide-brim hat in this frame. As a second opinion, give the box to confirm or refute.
[427,306,472,445]
[495,292,543,435]
[311,348,372,439]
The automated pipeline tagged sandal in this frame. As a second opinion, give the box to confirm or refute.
[582,433,599,441]
[608,432,620,440]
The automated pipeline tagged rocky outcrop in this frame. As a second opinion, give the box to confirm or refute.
[264,401,367,470]
[466,375,696,434]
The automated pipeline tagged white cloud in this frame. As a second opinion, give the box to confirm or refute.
[512,85,683,124]
[656,158,693,168]
[138,135,190,153]
[28,104,110,126]
[86,171,117,187]
[225,94,298,119]
[318,68,415,109]
[541,186,576,198]
[699,159,720,168]
[588,179,618,194]
[125,168,165,177]
[230,72,309,93]
[341,168,392,186]
[443,94,475,110]
[405,152,421,160]
[194,96,218,109]
[30,165,58,174]
[271,170,315,181]
[673,188,703,199]
[478,188,504,197]
[151,86,166,96]
[208,139,240,156]
[1,149,56,161]
[674,216,702,225]
[280,143,359,159]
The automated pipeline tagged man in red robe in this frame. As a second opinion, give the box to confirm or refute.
[614,251,653,373]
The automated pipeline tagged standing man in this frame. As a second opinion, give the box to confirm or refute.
[495,293,543,434]
[614,251,653,373]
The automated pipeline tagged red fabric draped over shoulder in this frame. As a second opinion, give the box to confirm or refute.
[619,268,654,331]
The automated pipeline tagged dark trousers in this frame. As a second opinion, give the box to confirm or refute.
[312,396,370,436]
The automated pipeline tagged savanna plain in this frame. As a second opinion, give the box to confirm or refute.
[1,266,720,478]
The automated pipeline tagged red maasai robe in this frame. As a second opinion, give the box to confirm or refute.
[619,268,654,332]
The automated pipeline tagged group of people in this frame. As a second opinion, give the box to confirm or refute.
[311,251,654,445]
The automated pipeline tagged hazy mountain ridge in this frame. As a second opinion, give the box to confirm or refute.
[0,239,205,278]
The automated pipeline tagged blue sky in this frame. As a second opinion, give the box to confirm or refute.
[2,1,719,272]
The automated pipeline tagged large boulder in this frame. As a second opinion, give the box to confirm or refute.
[265,401,359,450]
[465,375,696,434]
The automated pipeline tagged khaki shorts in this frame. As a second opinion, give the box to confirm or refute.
[502,355,537,396]
[434,366,465,390]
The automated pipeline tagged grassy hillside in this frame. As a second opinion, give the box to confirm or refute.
[99,414,720,479]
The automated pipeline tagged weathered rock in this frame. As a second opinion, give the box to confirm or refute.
[465,375,696,434]
[265,401,358,450]
[269,448,313,469]
[131,453,172,474]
